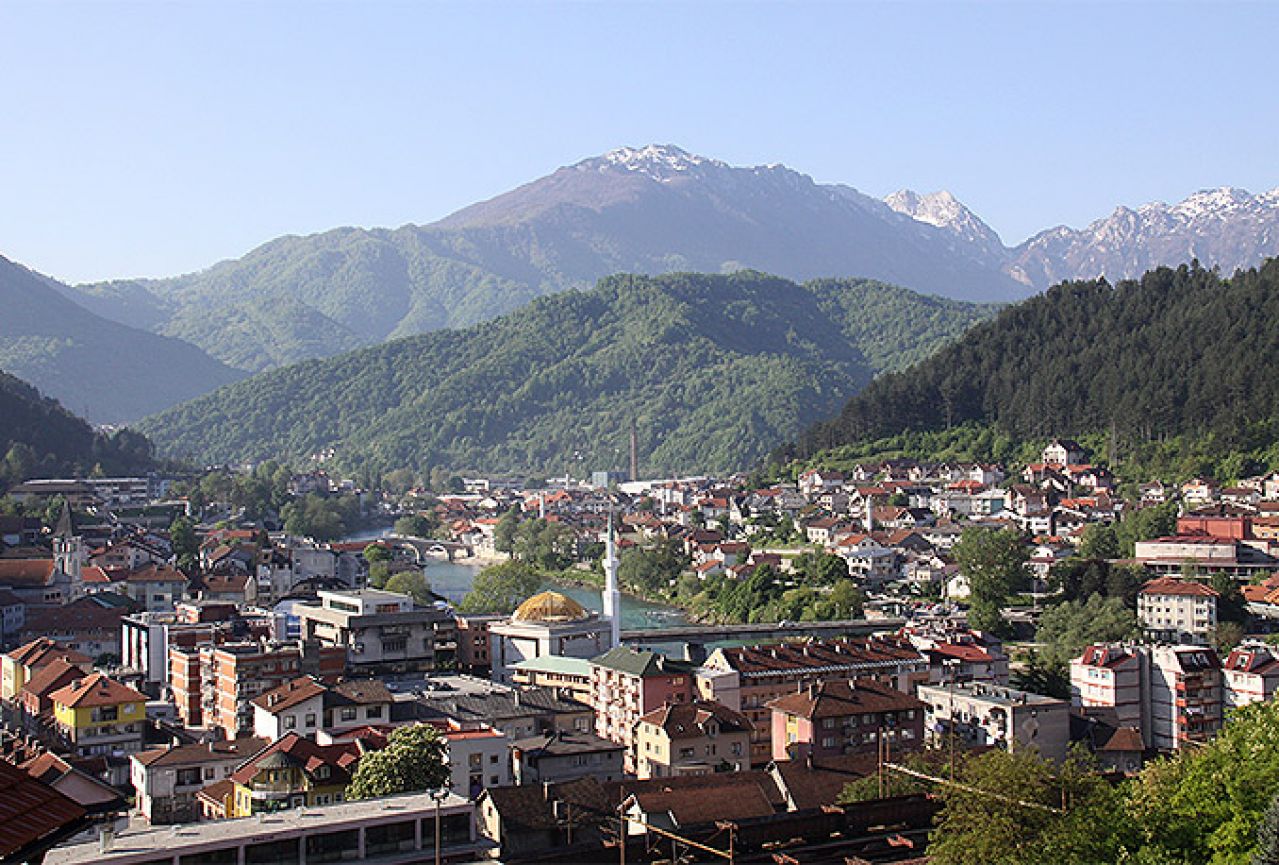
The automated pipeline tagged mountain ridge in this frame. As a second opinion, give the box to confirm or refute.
[133,271,998,476]
[0,256,245,423]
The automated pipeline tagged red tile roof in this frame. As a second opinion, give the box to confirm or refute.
[1139,577,1220,598]
[0,759,86,859]
[49,673,146,709]
[767,678,924,720]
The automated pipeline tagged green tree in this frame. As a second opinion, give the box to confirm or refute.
[346,724,450,800]
[953,527,1028,635]
[1254,793,1279,865]
[394,513,439,538]
[619,538,689,595]
[459,560,543,614]
[170,515,199,572]
[368,561,390,589]
[1078,522,1121,560]
[494,508,519,557]
[384,570,433,605]
[1035,595,1138,670]
[363,543,392,563]
[1212,571,1247,624]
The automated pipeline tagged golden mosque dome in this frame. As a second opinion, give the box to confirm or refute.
[512,591,590,623]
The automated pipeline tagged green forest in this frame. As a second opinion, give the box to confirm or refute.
[782,260,1279,483]
[0,369,155,487]
[135,271,994,477]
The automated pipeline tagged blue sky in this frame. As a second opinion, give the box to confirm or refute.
[3,1,1277,284]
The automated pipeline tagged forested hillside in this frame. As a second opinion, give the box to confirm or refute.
[135,272,995,477]
[0,255,244,422]
[784,260,1279,480]
[0,370,154,487]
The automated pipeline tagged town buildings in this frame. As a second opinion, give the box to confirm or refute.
[130,737,267,824]
[698,638,929,765]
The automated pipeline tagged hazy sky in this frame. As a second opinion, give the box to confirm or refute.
[4,1,1278,284]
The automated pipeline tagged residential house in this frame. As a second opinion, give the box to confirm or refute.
[512,730,625,785]
[1042,439,1086,467]
[228,733,362,816]
[130,737,267,824]
[2,637,92,704]
[633,699,752,779]
[766,678,925,762]
[1223,644,1279,707]
[49,673,148,762]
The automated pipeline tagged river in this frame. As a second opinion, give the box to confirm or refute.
[344,527,691,631]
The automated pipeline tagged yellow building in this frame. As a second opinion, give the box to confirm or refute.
[227,732,362,817]
[633,699,752,780]
[48,672,146,757]
[1,637,91,703]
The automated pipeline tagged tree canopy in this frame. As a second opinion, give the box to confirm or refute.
[346,724,451,800]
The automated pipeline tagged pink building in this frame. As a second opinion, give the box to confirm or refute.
[766,678,925,762]
[589,646,694,772]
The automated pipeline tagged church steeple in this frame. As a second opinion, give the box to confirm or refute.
[52,499,83,590]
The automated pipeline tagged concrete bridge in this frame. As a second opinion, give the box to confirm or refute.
[383,534,474,563]
[619,616,906,647]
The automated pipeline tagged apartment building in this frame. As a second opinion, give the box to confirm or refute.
[766,678,926,762]
[1137,577,1219,645]
[916,681,1070,763]
[589,646,693,770]
[1071,642,1224,753]
[697,638,928,766]
[176,639,345,739]
[297,589,450,676]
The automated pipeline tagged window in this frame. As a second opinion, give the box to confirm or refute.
[285,716,297,730]
[316,766,330,779]
[305,713,316,727]
[489,754,498,764]
[382,638,407,653]
[366,705,383,719]
[340,707,357,722]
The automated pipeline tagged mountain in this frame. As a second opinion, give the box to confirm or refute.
[0,256,244,423]
[69,145,1029,373]
[784,259,1279,477]
[133,271,998,476]
[0,369,155,487]
[1008,186,1279,289]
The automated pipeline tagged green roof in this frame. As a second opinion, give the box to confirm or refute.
[590,646,692,677]
[511,655,593,677]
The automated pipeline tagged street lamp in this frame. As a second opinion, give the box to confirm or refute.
[430,786,450,865]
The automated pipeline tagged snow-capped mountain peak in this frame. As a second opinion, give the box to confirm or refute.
[884,189,1006,258]
[586,144,727,181]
